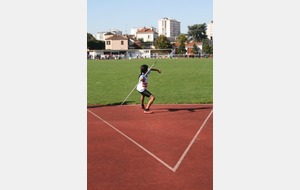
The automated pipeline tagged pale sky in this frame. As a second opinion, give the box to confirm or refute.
[88,0,213,35]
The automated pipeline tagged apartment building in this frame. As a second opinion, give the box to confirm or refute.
[206,21,213,41]
[158,18,181,38]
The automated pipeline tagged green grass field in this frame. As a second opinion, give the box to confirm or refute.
[87,58,213,106]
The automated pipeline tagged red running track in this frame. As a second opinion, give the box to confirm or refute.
[88,104,213,190]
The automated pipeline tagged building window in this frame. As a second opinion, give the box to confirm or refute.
[121,41,124,45]
[106,41,111,45]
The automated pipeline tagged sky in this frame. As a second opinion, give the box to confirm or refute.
[87,0,212,35]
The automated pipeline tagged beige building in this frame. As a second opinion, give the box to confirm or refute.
[105,35,128,50]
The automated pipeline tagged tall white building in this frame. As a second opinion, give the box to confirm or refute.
[206,21,213,41]
[158,18,180,38]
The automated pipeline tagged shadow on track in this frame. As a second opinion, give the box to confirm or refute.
[152,105,213,113]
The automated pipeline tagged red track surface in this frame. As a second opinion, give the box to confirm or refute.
[88,104,213,190]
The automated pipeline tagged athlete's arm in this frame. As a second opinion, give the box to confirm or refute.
[150,68,161,73]
[139,75,145,82]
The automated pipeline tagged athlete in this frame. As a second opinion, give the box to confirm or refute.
[136,64,161,114]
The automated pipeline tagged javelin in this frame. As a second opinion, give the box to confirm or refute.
[120,60,158,106]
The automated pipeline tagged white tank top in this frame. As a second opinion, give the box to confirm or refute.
[136,70,151,92]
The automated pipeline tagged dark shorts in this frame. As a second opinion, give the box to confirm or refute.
[139,90,152,97]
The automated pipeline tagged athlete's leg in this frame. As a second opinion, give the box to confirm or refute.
[140,95,145,109]
[145,95,155,110]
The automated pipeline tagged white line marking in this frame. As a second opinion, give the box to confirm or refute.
[116,104,213,107]
[87,109,175,172]
[172,110,213,172]
[88,108,213,172]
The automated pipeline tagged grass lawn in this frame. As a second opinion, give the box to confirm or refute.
[87,58,213,106]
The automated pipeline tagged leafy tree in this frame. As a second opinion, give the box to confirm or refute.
[87,33,95,41]
[87,33,105,50]
[137,38,153,49]
[177,43,186,54]
[154,35,172,49]
[192,43,199,54]
[176,34,187,44]
[137,38,144,43]
[176,34,188,54]
[187,23,208,42]
[202,39,213,55]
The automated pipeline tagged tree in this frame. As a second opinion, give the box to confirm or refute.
[175,34,188,55]
[87,33,95,41]
[187,23,208,42]
[192,43,199,54]
[137,38,144,43]
[87,33,105,50]
[177,43,187,54]
[154,35,172,49]
[202,39,213,55]
[176,34,187,44]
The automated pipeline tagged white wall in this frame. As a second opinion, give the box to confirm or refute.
[136,33,156,42]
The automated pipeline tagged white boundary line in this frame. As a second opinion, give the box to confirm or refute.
[87,109,175,172]
[173,109,213,172]
[116,104,213,107]
[87,108,213,172]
